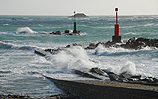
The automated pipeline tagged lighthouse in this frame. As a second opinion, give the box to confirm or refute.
[112,8,121,43]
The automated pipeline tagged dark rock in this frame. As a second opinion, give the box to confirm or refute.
[118,77,129,82]
[85,43,97,49]
[72,43,83,46]
[0,75,5,77]
[73,69,103,80]
[136,38,150,44]
[89,43,96,46]
[44,49,52,52]
[72,43,78,46]
[12,18,16,20]
[66,45,71,48]
[103,41,114,48]
[151,39,158,47]
[0,94,80,99]
[153,78,158,82]
[89,67,108,76]
[119,37,158,49]
[121,37,137,49]
[96,42,104,47]
[49,31,55,34]
[44,48,63,54]
[141,77,155,83]
[69,33,73,35]
[130,75,142,79]
[55,31,62,35]
[49,31,62,35]
[0,94,32,99]
[107,72,119,81]
[49,30,82,36]
[73,30,78,33]
[77,67,158,83]
[127,75,142,81]
[102,71,120,81]
[73,30,81,35]
[65,30,70,33]
[34,50,46,56]
[119,72,133,79]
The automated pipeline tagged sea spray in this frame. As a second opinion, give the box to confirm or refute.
[17,27,36,34]
[95,44,136,56]
[119,61,136,74]
[46,46,97,73]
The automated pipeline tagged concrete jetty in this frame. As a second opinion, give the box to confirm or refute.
[45,76,158,99]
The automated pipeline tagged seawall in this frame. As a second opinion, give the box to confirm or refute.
[47,77,158,99]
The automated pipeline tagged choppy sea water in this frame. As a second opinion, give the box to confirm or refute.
[0,15,158,97]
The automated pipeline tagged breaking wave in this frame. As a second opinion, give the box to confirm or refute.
[17,27,37,34]
[95,44,158,57]
[44,46,98,73]
[0,41,39,50]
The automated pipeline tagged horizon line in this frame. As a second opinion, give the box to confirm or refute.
[0,14,158,16]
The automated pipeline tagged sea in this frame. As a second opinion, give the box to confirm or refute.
[0,15,158,98]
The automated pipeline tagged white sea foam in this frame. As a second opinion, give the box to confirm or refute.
[0,41,40,50]
[144,23,154,27]
[17,27,37,34]
[95,45,135,56]
[3,24,9,26]
[119,61,136,74]
[124,32,137,35]
[45,46,97,74]
[97,26,114,29]
[46,44,158,78]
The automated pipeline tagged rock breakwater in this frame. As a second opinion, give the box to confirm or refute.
[35,37,158,57]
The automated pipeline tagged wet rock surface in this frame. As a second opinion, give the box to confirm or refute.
[49,31,61,35]
[120,37,158,49]
[0,94,80,99]
[49,30,81,35]
[88,67,158,84]
[0,94,32,99]
[85,37,158,50]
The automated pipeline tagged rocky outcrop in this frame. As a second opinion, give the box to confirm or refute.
[85,43,97,49]
[49,31,61,35]
[0,94,31,99]
[44,48,63,54]
[0,94,79,99]
[85,37,158,50]
[89,67,108,76]
[120,37,158,49]
[49,30,81,35]
[34,50,46,56]
[77,67,158,84]
[34,37,158,57]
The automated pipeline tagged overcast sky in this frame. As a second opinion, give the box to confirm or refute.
[0,0,158,15]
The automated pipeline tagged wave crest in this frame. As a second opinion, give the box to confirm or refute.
[17,27,36,34]
[0,41,38,50]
